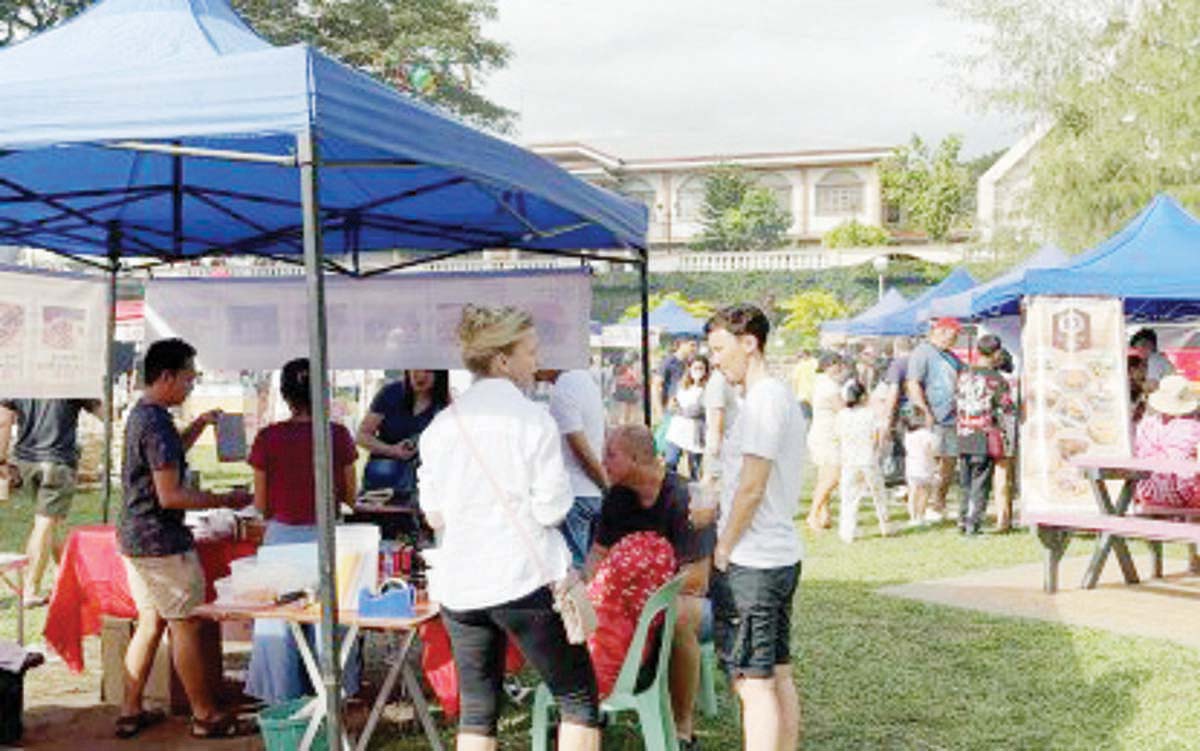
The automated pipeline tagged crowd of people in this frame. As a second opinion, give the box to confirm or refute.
[12,293,1200,750]
[792,317,1017,539]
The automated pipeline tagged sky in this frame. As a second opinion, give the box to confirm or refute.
[480,0,1025,160]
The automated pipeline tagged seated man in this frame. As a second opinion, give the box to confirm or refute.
[586,424,716,751]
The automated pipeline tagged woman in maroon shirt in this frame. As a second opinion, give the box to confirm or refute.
[245,358,358,703]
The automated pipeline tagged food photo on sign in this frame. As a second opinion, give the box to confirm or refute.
[1020,297,1132,511]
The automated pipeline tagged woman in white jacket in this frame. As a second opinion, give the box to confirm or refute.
[418,304,600,751]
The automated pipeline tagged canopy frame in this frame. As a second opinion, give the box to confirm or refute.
[19,131,652,751]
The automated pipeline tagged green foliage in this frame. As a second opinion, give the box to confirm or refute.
[620,291,715,322]
[0,0,515,131]
[778,289,848,347]
[592,256,952,326]
[880,134,970,241]
[691,165,792,252]
[822,220,891,249]
[946,0,1200,250]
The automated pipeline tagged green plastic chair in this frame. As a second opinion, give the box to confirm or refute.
[531,574,686,751]
[696,639,718,717]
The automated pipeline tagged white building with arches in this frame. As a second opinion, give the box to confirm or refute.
[531,142,893,248]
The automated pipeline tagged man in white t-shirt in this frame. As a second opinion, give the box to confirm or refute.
[705,303,805,751]
[538,369,608,568]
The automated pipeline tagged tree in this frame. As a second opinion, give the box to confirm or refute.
[1,0,515,131]
[777,290,848,347]
[879,134,970,242]
[691,165,792,252]
[944,0,1200,249]
[822,220,890,249]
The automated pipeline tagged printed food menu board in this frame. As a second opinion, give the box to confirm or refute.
[1020,296,1131,511]
[0,268,107,398]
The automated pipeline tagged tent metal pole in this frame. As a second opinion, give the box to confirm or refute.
[172,148,184,255]
[101,227,120,523]
[106,140,296,166]
[639,250,651,426]
[298,130,343,750]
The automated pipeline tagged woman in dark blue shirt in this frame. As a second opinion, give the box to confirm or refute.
[356,370,450,528]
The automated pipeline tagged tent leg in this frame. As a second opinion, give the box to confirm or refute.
[101,232,119,522]
[298,130,343,750]
[639,252,651,427]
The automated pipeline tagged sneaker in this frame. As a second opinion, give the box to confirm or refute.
[678,736,700,751]
[924,509,945,523]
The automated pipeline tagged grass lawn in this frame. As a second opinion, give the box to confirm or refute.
[3,463,1200,750]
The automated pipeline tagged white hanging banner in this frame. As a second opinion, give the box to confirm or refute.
[1019,296,1131,512]
[143,268,593,371]
[0,265,108,398]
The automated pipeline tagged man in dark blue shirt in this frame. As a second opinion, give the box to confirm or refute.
[116,338,254,740]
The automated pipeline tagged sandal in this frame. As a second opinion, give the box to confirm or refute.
[115,708,166,739]
[191,713,257,739]
[22,593,49,609]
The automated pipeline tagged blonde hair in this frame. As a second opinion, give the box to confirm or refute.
[458,304,535,376]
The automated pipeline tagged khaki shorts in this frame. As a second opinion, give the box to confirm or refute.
[13,459,76,518]
[123,550,204,621]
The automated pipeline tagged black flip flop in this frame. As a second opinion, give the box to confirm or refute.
[115,708,166,739]
[191,714,257,739]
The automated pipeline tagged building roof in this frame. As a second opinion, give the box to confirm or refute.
[530,140,894,175]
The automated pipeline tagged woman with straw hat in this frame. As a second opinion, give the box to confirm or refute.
[1133,374,1200,509]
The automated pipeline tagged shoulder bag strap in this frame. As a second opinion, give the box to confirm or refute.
[449,403,550,584]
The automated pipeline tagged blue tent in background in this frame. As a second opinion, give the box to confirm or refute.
[821,288,908,334]
[924,245,1070,320]
[971,195,1200,320]
[846,267,977,336]
[624,299,704,336]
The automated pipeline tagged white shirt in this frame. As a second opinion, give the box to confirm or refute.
[704,369,741,443]
[836,407,878,468]
[418,378,573,610]
[719,376,806,568]
[547,370,606,498]
[904,428,937,482]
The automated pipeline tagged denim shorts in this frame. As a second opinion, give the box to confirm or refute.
[441,586,599,735]
[713,562,801,679]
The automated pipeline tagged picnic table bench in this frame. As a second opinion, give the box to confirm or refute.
[1025,456,1200,593]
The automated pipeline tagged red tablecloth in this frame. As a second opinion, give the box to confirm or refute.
[45,524,257,672]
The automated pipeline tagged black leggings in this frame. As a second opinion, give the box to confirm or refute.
[441,586,600,735]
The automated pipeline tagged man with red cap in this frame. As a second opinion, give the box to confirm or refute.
[905,318,964,519]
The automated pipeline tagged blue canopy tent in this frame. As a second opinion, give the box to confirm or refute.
[843,268,977,336]
[622,299,705,336]
[971,195,1200,320]
[924,245,1069,320]
[0,0,648,741]
[820,288,908,335]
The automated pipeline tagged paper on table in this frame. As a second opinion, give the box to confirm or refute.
[216,412,247,462]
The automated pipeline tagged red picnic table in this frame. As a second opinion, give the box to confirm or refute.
[1025,456,1200,593]
[44,524,257,672]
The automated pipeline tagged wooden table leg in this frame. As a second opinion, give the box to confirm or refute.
[1083,534,1139,589]
[291,621,329,751]
[1149,541,1164,579]
[403,663,444,751]
[1037,527,1067,593]
[1111,537,1140,583]
[355,630,416,751]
